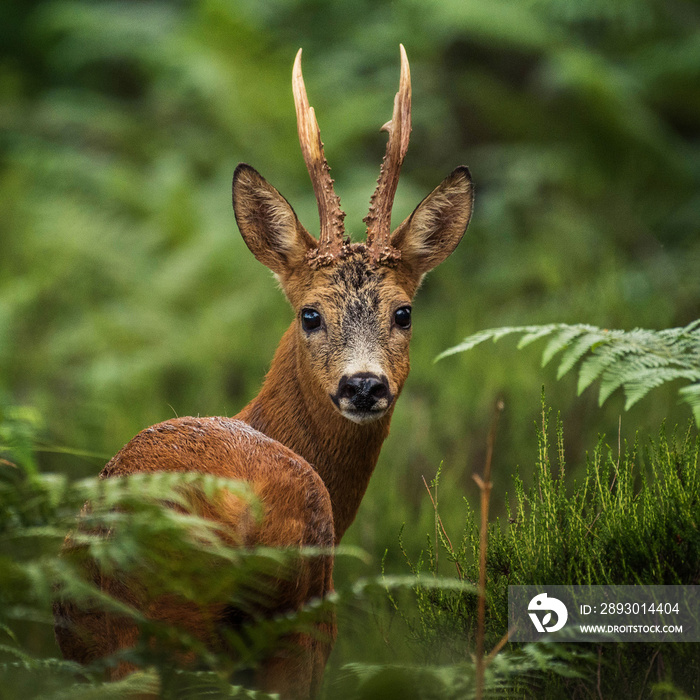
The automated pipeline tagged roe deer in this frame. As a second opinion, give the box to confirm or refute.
[54,46,473,699]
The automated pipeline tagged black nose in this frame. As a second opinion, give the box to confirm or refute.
[336,373,391,412]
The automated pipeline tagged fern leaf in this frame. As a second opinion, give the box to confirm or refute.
[517,324,561,349]
[49,668,161,699]
[556,331,608,379]
[596,348,669,405]
[435,325,549,361]
[623,368,700,409]
[678,383,700,426]
[438,321,700,425]
[598,364,635,406]
[577,345,620,394]
[541,325,595,367]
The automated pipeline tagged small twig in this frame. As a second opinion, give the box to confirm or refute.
[474,397,504,700]
[421,475,463,580]
[657,651,665,682]
[483,626,514,669]
[637,647,661,700]
[585,510,603,537]
[435,474,438,572]
[609,414,621,493]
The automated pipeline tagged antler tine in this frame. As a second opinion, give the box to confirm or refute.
[293,49,346,262]
[364,44,412,264]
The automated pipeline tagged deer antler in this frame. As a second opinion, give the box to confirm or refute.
[364,44,411,266]
[293,49,346,266]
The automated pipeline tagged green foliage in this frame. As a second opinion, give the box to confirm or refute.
[6,399,686,699]
[399,406,700,697]
[0,400,592,700]
[439,321,700,425]
[1,0,699,571]
[335,642,589,700]
[1,0,700,696]
[334,635,594,700]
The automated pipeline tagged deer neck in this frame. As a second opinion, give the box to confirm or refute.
[236,324,393,543]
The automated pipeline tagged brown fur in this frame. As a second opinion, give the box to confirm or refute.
[54,161,473,698]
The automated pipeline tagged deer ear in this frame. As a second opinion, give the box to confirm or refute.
[232,163,317,275]
[391,166,473,281]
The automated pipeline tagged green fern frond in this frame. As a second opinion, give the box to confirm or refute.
[679,383,700,426]
[438,321,700,425]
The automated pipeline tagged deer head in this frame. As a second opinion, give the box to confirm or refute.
[232,46,473,425]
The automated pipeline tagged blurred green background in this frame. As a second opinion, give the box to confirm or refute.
[1,0,698,596]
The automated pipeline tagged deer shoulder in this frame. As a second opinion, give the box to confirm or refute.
[101,416,335,551]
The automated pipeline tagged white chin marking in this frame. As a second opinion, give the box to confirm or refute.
[340,409,387,424]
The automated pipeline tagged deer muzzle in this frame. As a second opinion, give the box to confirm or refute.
[332,372,393,422]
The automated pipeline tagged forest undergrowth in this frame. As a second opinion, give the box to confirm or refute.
[1,392,698,699]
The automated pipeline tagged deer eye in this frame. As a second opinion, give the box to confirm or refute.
[394,306,412,329]
[301,308,322,332]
